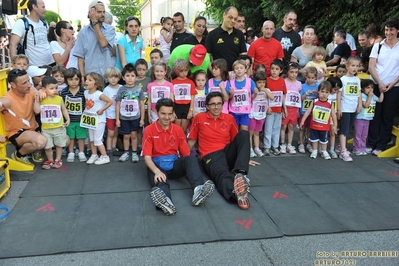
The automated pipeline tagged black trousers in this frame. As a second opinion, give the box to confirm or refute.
[368,85,399,150]
[147,155,204,199]
[201,130,250,201]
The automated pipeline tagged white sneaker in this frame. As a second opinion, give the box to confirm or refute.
[321,150,331,160]
[150,187,177,215]
[78,152,87,162]
[192,180,215,206]
[254,147,264,157]
[94,155,110,165]
[67,152,75,163]
[310,150,317,159]
[131,153,139,163]
[287,144,296,154]
[339,149,353,162]
[119,152,129,162]
[250,148,256,158]
[87,154,99,164]
[298,144,305,154]
[263,148,271,156]
[365,147,373,154]
[353,150,363,156]
[306,144,313,153]
[329,149,338,159]
[280,143,287,154]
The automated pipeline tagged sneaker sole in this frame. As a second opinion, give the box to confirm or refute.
[233,175,250,210]
[150,188,177,215]
[12,152,33,166]
[192,181,215,206]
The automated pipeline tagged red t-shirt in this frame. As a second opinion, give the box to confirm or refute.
[247,37,284,76]
[172,77,197,105]
[142,120,190,157]
[188,112,238,157]
[267,77,286,113]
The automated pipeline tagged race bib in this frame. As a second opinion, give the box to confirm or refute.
[232,89,249,107]
[151,86,170,103]
[312,105,331,124]
[194,96,206,113]
[40,105,61,124]
[80,111,98,130]
[252,100,268,120]
[269,91,283,107]
[65,96,83,115]
[302,99,313,112]
[344,85,359,96]
[285,91,301,108]
[331,100,337,113]
[174,84,191,101]
[209,86,221,93]
[365,104,376,117]
[143,92,148,110]
[120,99,139,117]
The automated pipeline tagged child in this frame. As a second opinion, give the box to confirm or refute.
[206,58,230,114]
[305,46,328,84]
[340,56,348,65]
[250,71,274,157]
[326,77,342,158]
[281,62,301,154]
[51,65,67,94]
[147,62,174,123]
[146,49,164,78]
[263,59,287,155]
[193,70,207,116]
[39,76,70,169]
[336,56,362,162]
[115,63,145,162]
[159,17,173,63]
[103,67,122,156]
[335,64,347,78]
[237,54,253,78]
[298,67,318,154]
[11,54,29,71]
[227,59,256,131]
[353,79,384,155]
[60,68,88,163]
[172,59,197,133]
[82,72,113,165]
[254,63,266,73]
[300,81,337,159]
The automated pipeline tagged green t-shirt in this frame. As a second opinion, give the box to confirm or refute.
[168,44,210,74]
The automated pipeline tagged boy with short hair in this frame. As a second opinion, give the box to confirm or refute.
[147,49,164,78]
[38,76,70,169]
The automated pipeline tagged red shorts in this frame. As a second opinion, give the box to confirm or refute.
[299,115,311,128]
[249,118,265,132]
[282,107,298,125]
[106,118,116,131]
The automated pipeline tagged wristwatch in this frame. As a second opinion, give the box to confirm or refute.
[91,21,99,26]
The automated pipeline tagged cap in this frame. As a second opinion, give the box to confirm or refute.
[189,44,207,66]
[27,66,47,77]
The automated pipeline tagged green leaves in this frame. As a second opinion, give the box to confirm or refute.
[108,0,141,32]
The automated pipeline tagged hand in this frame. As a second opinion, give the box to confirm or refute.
[0,135,6,143]
[139,119,144,127]
[97,109,104,115]
[337,109,342,119]
[64,120,70,127]
[378,83,386,93]
[299,122,304,129]
[249,160,260,166]
[116,119,121,127]
[88,7,99,22]
[187,111,193,119]
[65,37,75,50]
[148,116,152,124]
[332,126,337,135]
[36,89,47,101]
[154,170,167,183]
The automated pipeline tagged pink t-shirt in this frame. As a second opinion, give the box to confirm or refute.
[147,80,174,113]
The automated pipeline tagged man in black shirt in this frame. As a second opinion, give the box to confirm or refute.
[170,12,192,52]
[326,30,351,67]
[357,31,372,72]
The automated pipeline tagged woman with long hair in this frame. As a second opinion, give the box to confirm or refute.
[48,20,75,67]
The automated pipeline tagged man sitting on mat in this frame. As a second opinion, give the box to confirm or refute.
[188,91,251,210]
[142,98,215,216]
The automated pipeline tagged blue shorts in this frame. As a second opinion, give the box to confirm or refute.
[231,113,250,127]
[119,119,140,135]
[340,112,356,137]
[309,130,328,144]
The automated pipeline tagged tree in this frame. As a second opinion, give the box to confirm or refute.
[44,10,61,25]
[108,0,141,32]
[203,0,399,46]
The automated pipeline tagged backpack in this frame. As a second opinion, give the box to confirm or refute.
[16,17,48,55]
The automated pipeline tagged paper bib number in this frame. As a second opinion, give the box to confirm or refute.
[65,96,82,115]
[40,105,61,124]
[345,85,359,96]
[233,90,249,107]
[151,86,170,103]
[252,100,268,119]
[269,91,283,107]
[120,99,139,117]
[285,91,300,107]
[80,111,99,129]
[312,105,331,124]
[194,96,206,113]
[174,84,191,101]
[365,104,375,117]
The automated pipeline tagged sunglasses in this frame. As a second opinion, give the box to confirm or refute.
[8,68,26,76]
[126,16,139,22]
[65,26,74,31]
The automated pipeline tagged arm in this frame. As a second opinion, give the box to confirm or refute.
[262,88,274,100]
[187,95,194,119]
[282,94,287,118]
[356,90,362,114]
[330,107,337,134]
[219,82,229,102]
[362,94,373,108]
[115,100,121,127]
[98,94,113,115]
[377,92,384,103]
[78,57,85,78]
[187,139,197,151]
[9,34,21,59]
[117,44,127,68]
[336,90,342,118]
[61,100,70,127]
[0,97,11,112]
[325,56,340,66]
[147,93,152,124]
[368,57,386,92]
[139,100,145,127]
[33,98,41,114]
[52,39,75,65]
[144,155,167,183]
[299,101,314,128]
[160,29,172,43]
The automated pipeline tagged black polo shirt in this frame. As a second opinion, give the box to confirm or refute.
[205,26,247,71]
[170,30,193,52]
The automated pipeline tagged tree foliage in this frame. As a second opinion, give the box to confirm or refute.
[44,10,61,24]
[203,0,399,46]
[108,0,141,32]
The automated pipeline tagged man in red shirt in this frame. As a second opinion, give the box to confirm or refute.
[188,92,251,210]
[142,98,215,215]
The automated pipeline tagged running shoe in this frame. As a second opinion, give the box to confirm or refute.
[94,155,110,165]
[78,152,87,162]
[87,154,99,164]
[339,150,353,162]
[150,187,177,215]
[310,150,317,159]
[279,143,287,154]
[52,160,63,169]
[67,152,75,163]
[132,153,139,163]
[254,147,264,157]
[371,148,382,156]
[365,146,373,154]
[263,148,271,156]
[306,144,313,153]
[250,148,256,158]
[32,151,44,162]
[321,150,331,160]
[329,149,338,159]
[42,160,54,169]
[286,144,296,154]
[233,173,250,210]
[271,147,281,156]
[298,144,305,154]
[119,152,130,162]
[12,151,33,166]
[191,180,215,206]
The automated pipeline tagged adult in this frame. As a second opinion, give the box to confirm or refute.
[104,11,122,67]
[291,25,316,81]
[115,16,144,71]
[9,0,54,66]
[367,19,399,155]
[357,30,372,72]
[246,30,256,46]
[183,16,207,46]
[325,30,351,67]
[143,98,215,216]
[333,25,356,56]
[0,69,47,165]
[235,13,245,31]
[73,1,115,77]
[169,44,210,74]
[205,6,247,71]
[272,11,301,66]
[247,20,284,76]
[170,12,192,52]
[47,21,75,67]
[188,92,251,210]
[366,22,383,46]
[27,65,47,90]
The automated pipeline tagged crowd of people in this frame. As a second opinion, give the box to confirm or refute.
[1,0,399,214]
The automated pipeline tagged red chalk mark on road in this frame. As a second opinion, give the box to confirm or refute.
[235,219,253,229]
[35,203,55,212]
[273,191,288,198]
[55,166,68,172]
[386,171,399,177]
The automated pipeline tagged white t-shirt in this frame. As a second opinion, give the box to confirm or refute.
[66,45,78,69]
[84,90,106,123]
[103,85,122,119]
[369,39,399,86]
[340,76,360,112]
[11,17,54,66]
